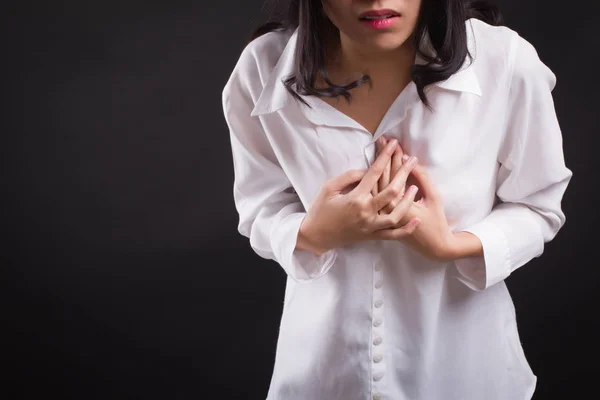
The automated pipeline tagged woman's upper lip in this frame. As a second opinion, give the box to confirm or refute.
[359,9,400,18]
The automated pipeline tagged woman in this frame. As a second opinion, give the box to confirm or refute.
[222,0,572,399]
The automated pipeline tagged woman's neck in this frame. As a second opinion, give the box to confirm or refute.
[325,32,416,88]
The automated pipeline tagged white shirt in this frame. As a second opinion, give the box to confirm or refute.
[222,18,572,400]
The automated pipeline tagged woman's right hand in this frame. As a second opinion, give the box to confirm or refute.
[298,139,421,255]
[371,136,423,214]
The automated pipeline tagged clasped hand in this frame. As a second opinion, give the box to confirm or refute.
[370,136,456,261]
[299,137,456,261]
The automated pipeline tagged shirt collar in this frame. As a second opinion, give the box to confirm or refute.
[251,21,481,117]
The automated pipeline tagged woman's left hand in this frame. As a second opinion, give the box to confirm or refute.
[372,138,457,262]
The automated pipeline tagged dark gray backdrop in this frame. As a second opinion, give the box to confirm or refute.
[4,1,598,399]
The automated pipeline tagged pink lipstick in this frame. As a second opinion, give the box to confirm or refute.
[359,9,400,29]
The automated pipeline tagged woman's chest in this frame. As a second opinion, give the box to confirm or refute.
[317,81,411,137]
[262,91,502,228]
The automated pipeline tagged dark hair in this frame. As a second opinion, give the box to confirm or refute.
[251,0,503,109]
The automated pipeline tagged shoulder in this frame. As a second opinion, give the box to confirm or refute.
[222,29,292,102]
[468,18,556,92]
[507,29,557,93]
[467,18,514,78]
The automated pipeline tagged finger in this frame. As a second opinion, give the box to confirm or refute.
[382,203,394,215]
[382,185,414,215]
[382,163,404,213]
[327,168,368,193]
[371,217,421,240]
[372,138,385,197]
[371,184,419,230]
[371,155,418,211]
[386,184,419,223]
[383,135,404,155]
[379,153,391,194]
[410,162,438,200]
[382,140,405,212]
[376,136,386,152]
[390,143,405,182]
[385,145,405,206]
[377,137,390,194]
[353,138,397,195]
[382,194,399,214]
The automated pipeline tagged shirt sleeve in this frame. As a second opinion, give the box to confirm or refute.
[453,32,573,291]
[222,50,338,283]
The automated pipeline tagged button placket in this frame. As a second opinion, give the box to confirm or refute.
[371,259,386,397]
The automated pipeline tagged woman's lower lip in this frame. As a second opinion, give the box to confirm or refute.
[360,16,400,29]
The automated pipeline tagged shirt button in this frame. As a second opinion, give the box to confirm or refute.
[374,299,383,308]
[373,336,383,345]
[373,354,383,363]
[372,393,382,400]
[373,318,382,327]
[374,280,383,289]
[373,372,384,381]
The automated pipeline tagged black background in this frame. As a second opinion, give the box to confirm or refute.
[4,1,598,399]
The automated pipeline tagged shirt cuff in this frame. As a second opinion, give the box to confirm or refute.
[272,212,338,282]
[454,219,512,291]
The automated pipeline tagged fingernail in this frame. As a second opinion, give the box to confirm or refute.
[409,156,418,167]
[402,154,409,162]
[410,185,418,195]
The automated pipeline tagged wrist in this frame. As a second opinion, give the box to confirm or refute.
[445,231,484,261]
[297,217,330,256]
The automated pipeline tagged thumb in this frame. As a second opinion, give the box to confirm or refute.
[327,168,368,194]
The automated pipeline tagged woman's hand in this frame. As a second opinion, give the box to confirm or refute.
[371,136,456,261]
[371,136,423,213]
[298,139,421,255]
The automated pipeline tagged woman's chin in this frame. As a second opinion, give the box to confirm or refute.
[366,40,410,55]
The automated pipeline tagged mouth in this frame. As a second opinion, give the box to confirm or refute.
[358,9,400,21]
